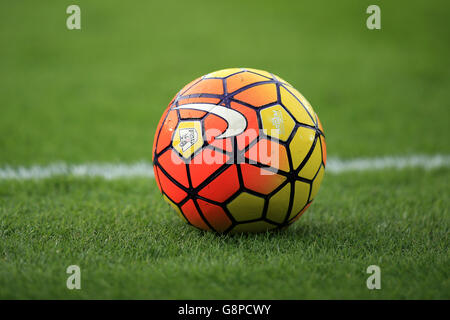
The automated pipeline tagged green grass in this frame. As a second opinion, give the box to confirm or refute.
[0,0,449,299]
[0,169,448,299]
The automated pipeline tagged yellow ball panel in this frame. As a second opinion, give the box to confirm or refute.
[289,87,316,123]
[245,68,273,79]
[280,86,315,127]
[298,141,322,180]
[260,104,295,142]
[310,165,325,200]
[289,181,310,220]
[227,192,265,222]
[289,127,315,170]
[266,183,290,223]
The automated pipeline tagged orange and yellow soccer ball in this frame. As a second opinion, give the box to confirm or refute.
[152,68,326,233]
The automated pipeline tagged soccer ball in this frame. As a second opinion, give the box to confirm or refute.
[152,68,326,233]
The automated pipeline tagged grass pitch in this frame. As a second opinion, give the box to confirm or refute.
[1,169,449,299]
[0,0,449,299]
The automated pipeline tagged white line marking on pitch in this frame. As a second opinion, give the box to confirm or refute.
[0,155,448,180]
[326,154,450,174]
[0,162,154,180]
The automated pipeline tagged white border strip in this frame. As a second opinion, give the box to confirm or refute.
[0,155,448,180]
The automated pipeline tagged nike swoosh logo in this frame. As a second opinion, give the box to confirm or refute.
[174,103,247,139]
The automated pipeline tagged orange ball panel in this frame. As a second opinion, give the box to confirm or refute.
[189,149,230,188]
[182,78,224,96]
[198,165,239,202]
[157,149,189,188]
[181,200,210,231]
[179,109,207,119]
[230,101,259,150]
[209,138,233,153]
[154,166,163,193]
[317,116,325,133]
[240,163,286,194]
[156,110,178,154]
[204,114,228,144]
[226,71,270,93]
[155,166,187,203]
[178,77,202,96]
[152,104,172,159]
[178,97,221,106]
[233,83,277,107]
[197,199,232,232]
